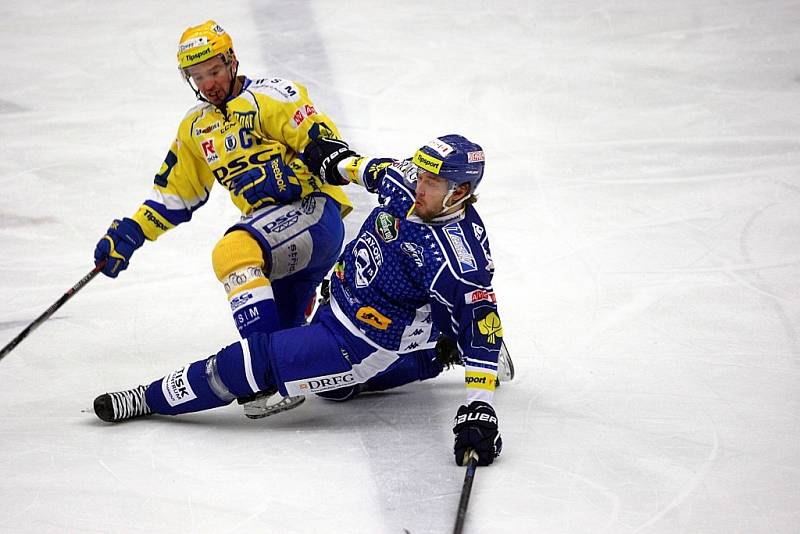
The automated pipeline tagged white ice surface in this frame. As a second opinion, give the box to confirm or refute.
[1,1,799,533]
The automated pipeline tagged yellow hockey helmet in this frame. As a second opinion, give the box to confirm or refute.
[177,20,234,71]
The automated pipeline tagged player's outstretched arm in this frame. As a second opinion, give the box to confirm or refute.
[302,136,357,185]
[93,218,145,278]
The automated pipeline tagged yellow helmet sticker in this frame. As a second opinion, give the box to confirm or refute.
[412,150,443,174]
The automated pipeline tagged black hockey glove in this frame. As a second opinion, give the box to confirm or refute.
[302,137,356,185]
[452,401,502,466]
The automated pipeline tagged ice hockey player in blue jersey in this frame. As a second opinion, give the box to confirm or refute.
[94,134,508,467]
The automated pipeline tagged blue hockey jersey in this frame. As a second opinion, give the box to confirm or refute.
[329,161,502,404]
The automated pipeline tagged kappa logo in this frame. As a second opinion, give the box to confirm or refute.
[443,224,477,273]
[353,232,383,288]
[356,306,392,330]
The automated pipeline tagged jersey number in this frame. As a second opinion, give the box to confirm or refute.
[154,150,178,187]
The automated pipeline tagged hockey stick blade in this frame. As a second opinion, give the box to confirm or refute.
[0,262,105,362]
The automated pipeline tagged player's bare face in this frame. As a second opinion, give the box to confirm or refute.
[186,56,234,106]
[414,171,451,221]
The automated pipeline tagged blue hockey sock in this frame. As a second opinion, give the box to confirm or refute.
[232,289,281,338]
[144,335,275,416]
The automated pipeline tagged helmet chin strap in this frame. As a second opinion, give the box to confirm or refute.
[439,182,470,215]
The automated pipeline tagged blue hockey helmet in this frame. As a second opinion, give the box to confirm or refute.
[412,134,485,194]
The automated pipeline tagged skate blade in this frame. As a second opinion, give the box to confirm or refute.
[244,395,306,419]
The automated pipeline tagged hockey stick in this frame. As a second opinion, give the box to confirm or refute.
[452,450,480,534]
[0,261,105,362]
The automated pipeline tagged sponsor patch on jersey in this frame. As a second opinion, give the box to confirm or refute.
[472,223,484,241]
[194,122,220,136]
[162,365,197,407]
[353,232,383,288]
[291,104,318,127]
[401,241,424,267]
[285,371,356,396]
[375,212,399,242]
[224,134,237,152]
[356,306,392,330]
[465,371,497,391]
[201,138,219,164]
[465,289,496,304]
[471,306,503,350]
[261,77,300,102]
[443,224,477,273]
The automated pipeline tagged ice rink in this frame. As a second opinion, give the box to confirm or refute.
[1,1,799,532]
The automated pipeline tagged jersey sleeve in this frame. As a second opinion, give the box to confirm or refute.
[130,119,214,241]
[430,224,502,406]
[337,157,405,194]
[237,78,353,216]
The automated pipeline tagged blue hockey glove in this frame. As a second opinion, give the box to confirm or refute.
[452,401,502,466]
[230,155,301,207]
[302,137,356,185]
[94,218,145,278]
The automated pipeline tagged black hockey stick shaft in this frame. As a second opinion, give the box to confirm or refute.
[452,450,480,534]
[0,262,105,362]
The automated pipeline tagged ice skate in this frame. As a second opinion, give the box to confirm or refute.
[94,385,152,422]
[238,389,306,419]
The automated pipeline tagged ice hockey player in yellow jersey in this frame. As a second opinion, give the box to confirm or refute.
[93,22,352,411]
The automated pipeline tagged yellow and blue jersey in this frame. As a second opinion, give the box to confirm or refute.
[131,76,352,241]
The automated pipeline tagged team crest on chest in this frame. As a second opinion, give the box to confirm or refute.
[353,232,383,288]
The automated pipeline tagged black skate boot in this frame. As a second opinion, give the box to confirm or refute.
[94,385,152,422]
